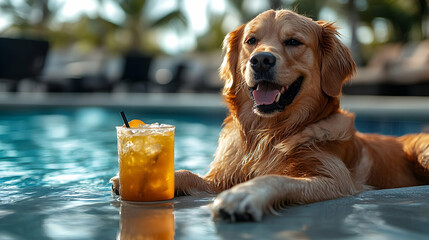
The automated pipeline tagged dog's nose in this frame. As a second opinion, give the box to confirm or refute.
[250,52,276,73]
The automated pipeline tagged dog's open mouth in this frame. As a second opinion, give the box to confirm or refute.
[249,76,303,114]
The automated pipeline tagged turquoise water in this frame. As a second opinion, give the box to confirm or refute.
[0,107,223,239]
[0,107,428,239]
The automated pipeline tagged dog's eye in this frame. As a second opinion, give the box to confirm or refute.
[246,37,257,45]
[284,39,302,46]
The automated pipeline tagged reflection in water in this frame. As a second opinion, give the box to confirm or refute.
[118,202,175,240]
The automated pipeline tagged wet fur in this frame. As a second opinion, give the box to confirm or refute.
[114,9,429,222]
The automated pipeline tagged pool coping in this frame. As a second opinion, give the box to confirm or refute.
[0,92,428,119]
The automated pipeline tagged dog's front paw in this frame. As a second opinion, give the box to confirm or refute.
[110,175,120,195]
[211,183,267,222]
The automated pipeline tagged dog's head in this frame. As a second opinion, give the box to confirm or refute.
[220,10,356,120]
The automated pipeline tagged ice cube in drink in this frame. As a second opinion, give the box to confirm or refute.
[117,123,175,202]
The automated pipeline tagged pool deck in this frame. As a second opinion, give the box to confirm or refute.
[173,185,429,239]
[1,92,429,118]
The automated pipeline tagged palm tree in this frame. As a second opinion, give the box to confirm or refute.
[115,0,188,53]
[359,0,427,42]
[1,0,190,54]
[0,0,62,38]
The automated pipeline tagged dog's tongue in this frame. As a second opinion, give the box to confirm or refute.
[252,83,280,105]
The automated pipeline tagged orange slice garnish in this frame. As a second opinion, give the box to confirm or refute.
[125,119,145,128]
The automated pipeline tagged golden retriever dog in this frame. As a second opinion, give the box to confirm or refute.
[112,9,429,222]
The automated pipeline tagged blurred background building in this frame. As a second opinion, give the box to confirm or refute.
[0,0,428,95]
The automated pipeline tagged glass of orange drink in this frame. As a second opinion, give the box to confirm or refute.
[116,122,175,202]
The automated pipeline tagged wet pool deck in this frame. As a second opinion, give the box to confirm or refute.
[2,93,429,239]
[173,185,429,239]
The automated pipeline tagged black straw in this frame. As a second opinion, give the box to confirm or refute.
[121,111,130,128]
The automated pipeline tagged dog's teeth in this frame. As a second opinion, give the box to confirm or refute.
[281,86,289,94]
[275,93,281,103]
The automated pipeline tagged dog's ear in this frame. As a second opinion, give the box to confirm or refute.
[317,21,356,97]
[220,24,245,107]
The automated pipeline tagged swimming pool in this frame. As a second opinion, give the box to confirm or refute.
[1,95,429,239]
[0,106,224,239]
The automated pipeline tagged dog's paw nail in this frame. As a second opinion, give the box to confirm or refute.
[112,185,119,195]
[218,208,232,221]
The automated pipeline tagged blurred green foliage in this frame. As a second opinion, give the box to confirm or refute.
[0,0,189,54]
[0,0,427,61]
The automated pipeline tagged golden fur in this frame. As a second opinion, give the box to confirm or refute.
[174,10,429,222]
[112,9,429,222]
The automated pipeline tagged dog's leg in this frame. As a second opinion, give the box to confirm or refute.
[175,170,217,196]
[400,133,429,172]
[110,170,216,197]
[211,174,359,222]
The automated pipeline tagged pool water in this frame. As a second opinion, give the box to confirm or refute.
[0,107,224,239]
[0,107,428,239]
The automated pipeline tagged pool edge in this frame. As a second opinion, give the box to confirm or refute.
[0,92,428,119]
